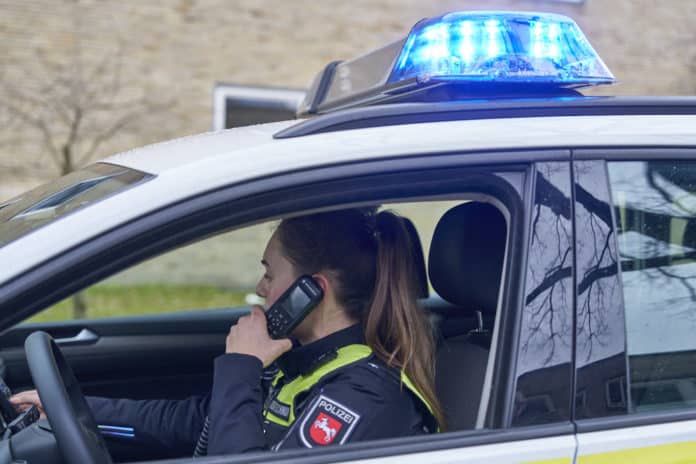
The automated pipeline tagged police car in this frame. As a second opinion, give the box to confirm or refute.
[1,10,696,464]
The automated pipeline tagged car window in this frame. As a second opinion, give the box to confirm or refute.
[608,160,696,413]
[0,163,151,248]
[29,200,460,323]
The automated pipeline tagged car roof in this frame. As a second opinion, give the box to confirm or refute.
[2,106,696,284]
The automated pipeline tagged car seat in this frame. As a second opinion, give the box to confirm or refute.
[428,202,507,430]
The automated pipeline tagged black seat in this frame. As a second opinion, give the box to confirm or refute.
[429,202,507,431]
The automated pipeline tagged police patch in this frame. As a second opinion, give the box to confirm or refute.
[299,395,361,447]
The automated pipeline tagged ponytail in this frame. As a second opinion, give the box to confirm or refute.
[277,208,445,430]
[365,212,446,430]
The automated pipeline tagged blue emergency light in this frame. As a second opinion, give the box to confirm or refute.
[298,11,615,116]
[390,12,614,85]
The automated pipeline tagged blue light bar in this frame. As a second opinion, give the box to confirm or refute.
[389,11,614,86]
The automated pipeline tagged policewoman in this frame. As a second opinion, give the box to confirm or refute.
[199,208,443,454]
[13,208,443,457]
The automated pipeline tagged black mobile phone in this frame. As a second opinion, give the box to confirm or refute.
[265,275,323,339]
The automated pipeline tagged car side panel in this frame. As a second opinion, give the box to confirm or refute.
[0,307,248,399]
[333,435,576,463]
[576,420,696,463]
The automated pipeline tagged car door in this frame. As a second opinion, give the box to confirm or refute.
[189,157,578,464]
[0,304,246,400]
[572,151,696,462]
[0,152,576,463]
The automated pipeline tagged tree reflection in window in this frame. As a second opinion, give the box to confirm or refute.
[609,161,696,413]
[574,160,626,419]
[513,162,573,426]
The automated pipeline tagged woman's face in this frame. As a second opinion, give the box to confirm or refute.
[255,231,299,308]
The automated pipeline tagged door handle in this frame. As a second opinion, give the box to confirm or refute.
[55,328,98,346]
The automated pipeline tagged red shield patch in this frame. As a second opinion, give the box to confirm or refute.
[309,412,342,445]
[300,395,361,448]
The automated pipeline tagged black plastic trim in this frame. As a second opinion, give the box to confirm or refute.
[604,158,633,413]
[482,166,533,428]
[146,423,576,464]
[315,81,584,116]
[502,164,539,428]
[274,96,696,139]
[510,160,575,428]
[573,147,696,160]
[576,408,696,434]
[569,159,579,422]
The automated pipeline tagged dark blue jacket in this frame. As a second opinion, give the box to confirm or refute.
[87,325,436,457]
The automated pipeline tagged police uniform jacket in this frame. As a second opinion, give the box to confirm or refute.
[87,324,437,457]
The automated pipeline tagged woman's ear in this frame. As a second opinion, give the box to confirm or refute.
[311,273,331,296]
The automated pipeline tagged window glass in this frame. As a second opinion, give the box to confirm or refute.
[608,160,696,413]
[30,221,276,323]
[30,200,460,323]
[0,163,151,247]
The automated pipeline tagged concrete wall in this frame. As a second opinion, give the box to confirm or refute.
[1,0,695,201]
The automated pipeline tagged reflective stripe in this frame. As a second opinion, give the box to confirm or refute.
[578,440,696,464]
[264,344,372,426]
[264,344,436,429]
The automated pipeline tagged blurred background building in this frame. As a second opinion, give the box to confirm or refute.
[1,0,696,201]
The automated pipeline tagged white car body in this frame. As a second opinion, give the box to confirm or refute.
[3,114,696,284]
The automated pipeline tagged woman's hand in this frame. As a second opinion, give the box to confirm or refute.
[226,306,292,367]
[9,389,47,419]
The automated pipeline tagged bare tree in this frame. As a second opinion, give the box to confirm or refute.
[0,20,167,319]
[1,46,163,177]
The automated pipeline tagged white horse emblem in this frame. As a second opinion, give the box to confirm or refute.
[313,416,337,443]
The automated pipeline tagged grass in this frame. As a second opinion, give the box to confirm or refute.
[28,284,251,323]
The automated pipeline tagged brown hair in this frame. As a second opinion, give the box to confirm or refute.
[276,208,445,430]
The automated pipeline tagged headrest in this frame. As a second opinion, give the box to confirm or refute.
[428,202,506,314]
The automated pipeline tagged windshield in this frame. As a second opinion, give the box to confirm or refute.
[0,163,152,247]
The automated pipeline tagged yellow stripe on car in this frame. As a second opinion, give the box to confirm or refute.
[579,439,696,464]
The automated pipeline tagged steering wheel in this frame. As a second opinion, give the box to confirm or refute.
[24,331,112,464]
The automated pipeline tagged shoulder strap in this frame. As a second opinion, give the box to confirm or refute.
[264,344,372,427]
